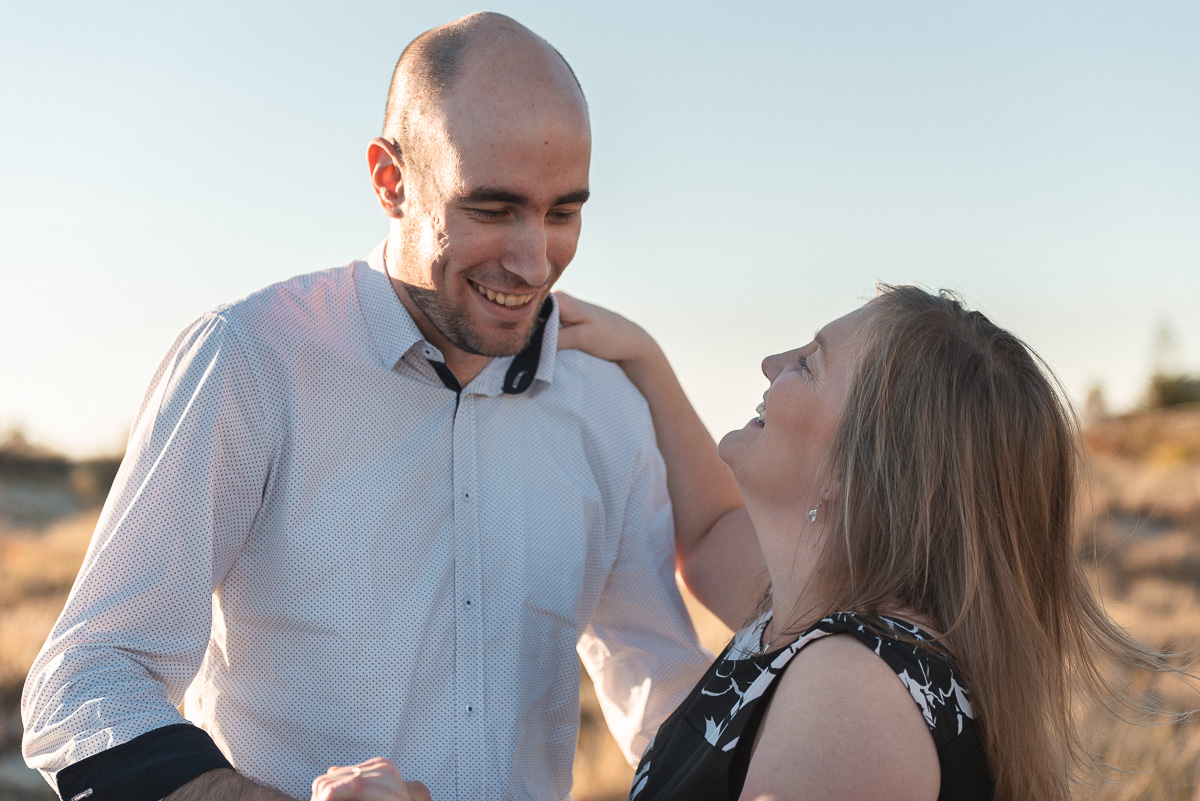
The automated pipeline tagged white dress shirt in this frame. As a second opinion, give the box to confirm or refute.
[22,242,710,801]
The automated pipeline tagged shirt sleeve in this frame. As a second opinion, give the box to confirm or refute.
[20,312,273,799]
[577,436,713,766]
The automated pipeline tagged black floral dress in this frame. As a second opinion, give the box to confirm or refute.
[629,611,993,801]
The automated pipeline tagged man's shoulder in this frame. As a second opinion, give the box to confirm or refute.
[206,260,365,346]
[554,349,648,400]
[547,349,654,431]
[212,261,359,324]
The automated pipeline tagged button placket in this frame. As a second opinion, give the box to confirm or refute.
[451,394,487,799]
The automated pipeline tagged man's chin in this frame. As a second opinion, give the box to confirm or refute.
[406,288,541,359]
[454,319,539,358]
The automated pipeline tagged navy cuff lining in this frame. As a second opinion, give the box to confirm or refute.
[56,723,234,801]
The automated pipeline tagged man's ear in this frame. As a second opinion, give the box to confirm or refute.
[367,137,406,218]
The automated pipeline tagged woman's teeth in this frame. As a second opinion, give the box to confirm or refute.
[755,402,766,424]
[474,282,535,308]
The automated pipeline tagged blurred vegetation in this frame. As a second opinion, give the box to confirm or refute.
[0,430,68,477]
[0,429,121,530]
[1148,375,1200,410]
[1145,319,1200,410]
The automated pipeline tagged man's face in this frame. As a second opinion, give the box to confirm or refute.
[391,85,591,359]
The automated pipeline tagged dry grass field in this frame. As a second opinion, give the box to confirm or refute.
[2,408,1198,799]
[0,510,101,798]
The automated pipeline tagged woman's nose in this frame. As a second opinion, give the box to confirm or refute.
[761,352,785,382]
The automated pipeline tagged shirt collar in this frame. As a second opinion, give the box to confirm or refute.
[357,240,425,370]
[356,240,559,395]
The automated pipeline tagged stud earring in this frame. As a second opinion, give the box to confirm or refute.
[807,501,822,523]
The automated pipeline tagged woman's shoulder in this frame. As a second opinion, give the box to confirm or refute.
[740,619,943,801]
[803,612,976,748]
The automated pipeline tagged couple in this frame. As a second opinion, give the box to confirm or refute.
[22,12,1168,801]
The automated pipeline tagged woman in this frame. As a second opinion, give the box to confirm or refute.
[555,284,1173,801]
[313,285,1173,801]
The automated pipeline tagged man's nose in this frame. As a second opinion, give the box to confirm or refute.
[502,222,552,287]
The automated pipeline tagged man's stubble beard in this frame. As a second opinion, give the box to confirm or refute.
[397,225,539,359]
[404,283,537,358]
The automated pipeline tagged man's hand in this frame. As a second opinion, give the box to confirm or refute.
[310,758,431,801]
[164,768,293,800]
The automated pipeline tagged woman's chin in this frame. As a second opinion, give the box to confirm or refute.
[717,425,756,471]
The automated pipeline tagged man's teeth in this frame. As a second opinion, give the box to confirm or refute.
[755,402,766,424]
[475,282,535,308]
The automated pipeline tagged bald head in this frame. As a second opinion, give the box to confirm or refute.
[383,13,588,175]
[366,13,591,371]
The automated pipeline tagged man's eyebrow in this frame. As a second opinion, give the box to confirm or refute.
[460,187,529,205]
[458,187,591,207]
[554,189,590,206]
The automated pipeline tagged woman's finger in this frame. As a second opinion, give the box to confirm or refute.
[406,779,433,801]
[552,290,587,326]
[311,758,424,801]
[555,322,591,352]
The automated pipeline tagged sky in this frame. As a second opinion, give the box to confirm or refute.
[2,1,1198,457]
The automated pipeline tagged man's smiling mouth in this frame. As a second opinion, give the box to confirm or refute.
[469,279,536,308]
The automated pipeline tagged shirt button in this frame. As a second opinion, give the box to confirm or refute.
[465,599,473,607]
[466,704,474,713]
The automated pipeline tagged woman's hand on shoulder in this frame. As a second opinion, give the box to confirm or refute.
[554,291,660,367]
[740,634,940,801]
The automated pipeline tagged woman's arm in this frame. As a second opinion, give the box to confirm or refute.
[739,635,940,801]
[555,292,766,628]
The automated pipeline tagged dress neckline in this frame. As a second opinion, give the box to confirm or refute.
[729,610,944,661]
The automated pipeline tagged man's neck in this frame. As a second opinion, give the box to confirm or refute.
[384,277,492,388]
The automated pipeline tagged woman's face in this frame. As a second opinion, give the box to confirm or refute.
[718,306,870,509]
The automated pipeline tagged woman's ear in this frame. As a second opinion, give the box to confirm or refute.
[366,137,406,218]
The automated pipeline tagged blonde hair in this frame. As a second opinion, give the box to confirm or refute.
[791,285,1173,801]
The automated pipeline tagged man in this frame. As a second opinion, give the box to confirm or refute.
[22,13,708,801]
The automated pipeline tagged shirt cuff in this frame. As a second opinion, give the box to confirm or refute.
[55,723,235,801]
